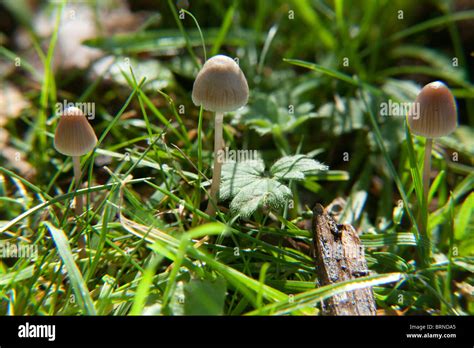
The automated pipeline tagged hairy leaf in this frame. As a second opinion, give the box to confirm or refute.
[230,178,292,218]
[271,155,328,181]
[220,159,265,200]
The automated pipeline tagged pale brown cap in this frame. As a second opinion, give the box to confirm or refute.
[408,81,457,138]
[192,55,249,113]
[54,107,97,156]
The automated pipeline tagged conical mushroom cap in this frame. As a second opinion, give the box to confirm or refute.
[54,107,97,156]
[192,55,249,113]
[408,81,457,138]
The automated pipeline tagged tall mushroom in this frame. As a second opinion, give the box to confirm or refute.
[54,106,98,257]
[192,55,249,215]
[408,81,457,205]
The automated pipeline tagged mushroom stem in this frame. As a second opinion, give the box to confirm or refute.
[73,156,86,258]
[206,112,224,216]
[418,137,433,266]
[422,138,433,206]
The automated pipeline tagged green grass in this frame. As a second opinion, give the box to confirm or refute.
[0,0,473,316]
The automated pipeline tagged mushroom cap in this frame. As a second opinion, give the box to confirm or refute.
[54,106,98,156]
[408,81,457,138]
[192,55,249,113]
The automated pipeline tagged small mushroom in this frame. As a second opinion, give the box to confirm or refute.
[408,81,457,205]
[54,106,98,257]
[192,55,249,215]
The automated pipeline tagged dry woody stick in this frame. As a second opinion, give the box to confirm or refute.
[312,203,376,315]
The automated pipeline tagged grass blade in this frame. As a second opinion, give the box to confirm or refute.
[247,273,405,315]
[44,222,96,315]
[283,59,381,95]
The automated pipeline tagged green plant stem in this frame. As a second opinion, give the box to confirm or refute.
[73,156,86,259]
[166,0,200,69]
[272,126,290,155]
[206,112,224,216]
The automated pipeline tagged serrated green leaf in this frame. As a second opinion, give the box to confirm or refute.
[220,159,265,200]
[230,178,292,218]
[270,155,328,181]
[221,155,328,217]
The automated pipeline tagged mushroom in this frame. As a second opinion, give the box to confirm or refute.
[192,55,249,215]
[54,106,98,257]
[408,81,457,205]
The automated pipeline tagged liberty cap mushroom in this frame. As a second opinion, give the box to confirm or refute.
[54,106,97,258]
[192,55,249,215]
[192,55,249,112]
[408,81,457,139]
[54,106,98,156]
[407,81,458,232]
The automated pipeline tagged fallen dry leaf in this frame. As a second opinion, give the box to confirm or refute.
[0,146,37,180]
[0,82,30,126]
